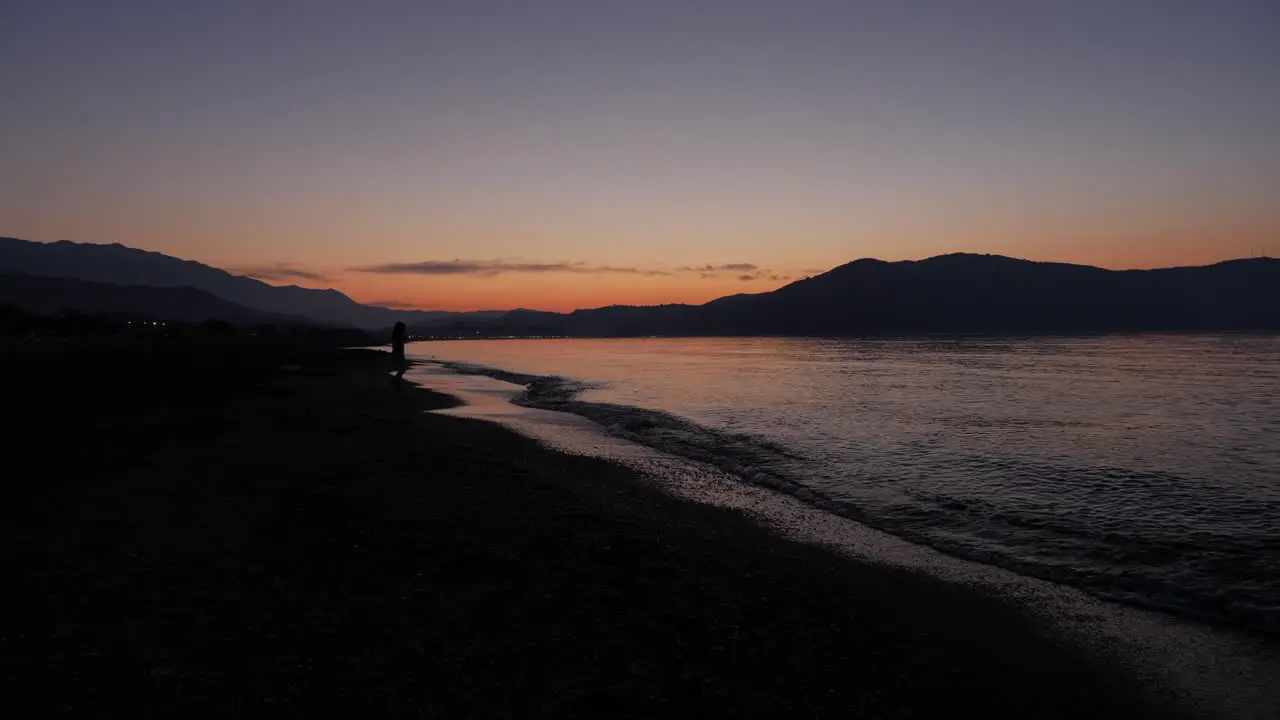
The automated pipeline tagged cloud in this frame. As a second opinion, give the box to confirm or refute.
[234,264,330,283]
[593,265,674,277]
[350,259,676,277]
[676,263,759,273]
[673,262,792,282]
[349,259,788,282]
[736,272,789,282]
[368,300,424,310]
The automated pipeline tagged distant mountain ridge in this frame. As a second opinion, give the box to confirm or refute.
[3,237,1276,336]
[678,253,1280,336]
[434,253,1280,337]
[0,238,502,329]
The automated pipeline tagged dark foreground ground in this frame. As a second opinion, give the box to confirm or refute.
[2,339,1170,717]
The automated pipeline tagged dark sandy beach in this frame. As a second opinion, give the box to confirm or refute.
[2,340,1171,717]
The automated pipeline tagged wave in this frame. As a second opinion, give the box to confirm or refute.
[434,360,829,502]
[430,359,1280,639]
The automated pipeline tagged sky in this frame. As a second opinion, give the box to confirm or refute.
[2,1,1277,311]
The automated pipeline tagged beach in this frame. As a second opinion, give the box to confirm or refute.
[4,341,1174,716]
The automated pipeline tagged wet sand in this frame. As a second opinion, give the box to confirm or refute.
[2,342,1196,716]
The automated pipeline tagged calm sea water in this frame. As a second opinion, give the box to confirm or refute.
[411,335,1280,635]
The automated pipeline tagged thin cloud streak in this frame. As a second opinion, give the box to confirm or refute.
[736,272,790,282]
[233,264,330,283]
[352,260,673,277]
[677,263,758,273]
[351,259,780,279]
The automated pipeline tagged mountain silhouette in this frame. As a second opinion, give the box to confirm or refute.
[0,238,502,328]
[436,254,1280,337]
[0,273,294,324]
[685,253,1280,335]
[5,238,1276,335]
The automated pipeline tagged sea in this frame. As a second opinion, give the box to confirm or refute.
[408,335,1279,639]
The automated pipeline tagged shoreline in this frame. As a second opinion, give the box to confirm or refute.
[0,342,1219,715]
[412,358,1280,719]
[414,352,1278,637]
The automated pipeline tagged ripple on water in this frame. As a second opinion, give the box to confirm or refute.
[415,336,1280,638]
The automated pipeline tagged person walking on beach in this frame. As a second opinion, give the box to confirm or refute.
[391,321,408,381]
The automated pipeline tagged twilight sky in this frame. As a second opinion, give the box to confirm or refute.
[2,1,1277,311]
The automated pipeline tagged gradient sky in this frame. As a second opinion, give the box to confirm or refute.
[2,1,1277,311]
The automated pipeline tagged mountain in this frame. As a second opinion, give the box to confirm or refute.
[6,238,1275,336]
[448,254,1280,337]
[685,254,1280,335]
[0,238,503,329]
[0,273,293,324]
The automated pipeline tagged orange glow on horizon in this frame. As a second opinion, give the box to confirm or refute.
[8,203,1276,313]
[186,204,1280,313]
[310,242,1273,313]
[337,273,798,313]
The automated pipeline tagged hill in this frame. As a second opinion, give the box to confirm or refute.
[0,238,502,329]
[0,273,295,324]
[688,253,1280,335]
[455,254,1280,337]
[6,239,1275,336]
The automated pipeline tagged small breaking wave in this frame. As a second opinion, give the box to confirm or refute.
[434,360,830,504]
